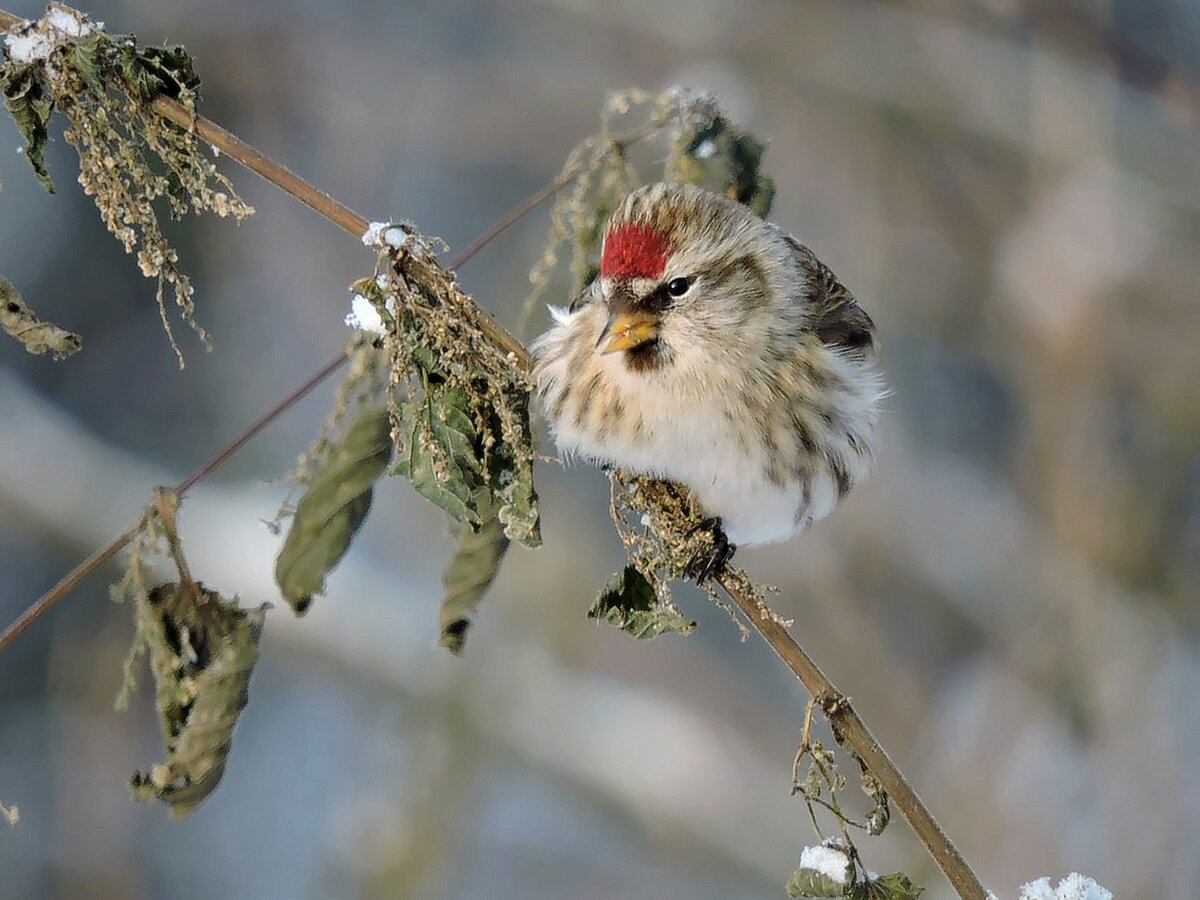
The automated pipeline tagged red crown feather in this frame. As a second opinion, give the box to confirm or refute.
[600,222,671,280]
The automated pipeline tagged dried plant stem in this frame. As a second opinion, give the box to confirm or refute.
[0,351,347,655]
[0,10,986,895]
[716,570,987,899]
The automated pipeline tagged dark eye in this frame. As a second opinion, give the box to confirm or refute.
[667,277,691,298]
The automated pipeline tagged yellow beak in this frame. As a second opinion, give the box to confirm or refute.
[598,309,660,354]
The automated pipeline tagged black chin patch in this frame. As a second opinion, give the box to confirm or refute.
[623,339,668,373]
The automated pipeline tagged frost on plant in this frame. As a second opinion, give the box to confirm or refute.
[1,3,254,366]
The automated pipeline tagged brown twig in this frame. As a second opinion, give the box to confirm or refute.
[0,9,987,896]
[717,570,986,898]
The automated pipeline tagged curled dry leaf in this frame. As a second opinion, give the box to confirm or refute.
[588,565,696,640]
[0,275,81,358]
[664,111,776,217]
[129,582,267,818]
[275,409,393,615]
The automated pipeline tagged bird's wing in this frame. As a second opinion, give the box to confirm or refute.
[786,236,876,356]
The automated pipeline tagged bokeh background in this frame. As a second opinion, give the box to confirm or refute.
[2,1,1199,897]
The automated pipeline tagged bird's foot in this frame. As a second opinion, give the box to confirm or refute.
[683,517,736,583]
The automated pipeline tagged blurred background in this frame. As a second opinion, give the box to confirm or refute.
[2,0,1199,897]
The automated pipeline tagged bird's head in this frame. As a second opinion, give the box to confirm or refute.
[591,182,794,373]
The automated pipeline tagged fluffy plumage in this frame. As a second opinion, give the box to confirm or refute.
[532,182,885,546]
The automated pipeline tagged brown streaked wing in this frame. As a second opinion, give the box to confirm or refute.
[785,235,876,356]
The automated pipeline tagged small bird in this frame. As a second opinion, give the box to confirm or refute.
[532,182,884,571]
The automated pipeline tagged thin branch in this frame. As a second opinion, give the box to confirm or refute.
[0,10,987,896]
[716,570,987,899]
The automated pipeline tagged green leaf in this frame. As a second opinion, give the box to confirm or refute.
[588,566,695,640]
[128,582,268,818]
[1,64,56,192]
[847,873,924,900]
[438,509,510,655]
[275,410,392,614]
[391,385,485,526]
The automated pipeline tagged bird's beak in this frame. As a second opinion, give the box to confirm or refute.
[597,309,660,354]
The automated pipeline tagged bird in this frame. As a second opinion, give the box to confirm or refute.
[531,182,885,576]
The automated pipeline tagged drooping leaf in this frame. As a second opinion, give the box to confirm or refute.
[275,409,392,614]
[588,565,695,639]
[438,508,509,656]
[1,64,56,192]
[129,582,268,818]
[391,385,486,526]
[0,276,81,358]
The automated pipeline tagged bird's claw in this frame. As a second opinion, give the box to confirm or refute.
[683,517,736,583]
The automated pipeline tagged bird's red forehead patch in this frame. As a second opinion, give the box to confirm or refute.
[600,223,671,280]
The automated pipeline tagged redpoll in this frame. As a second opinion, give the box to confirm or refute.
[532,182,884,564]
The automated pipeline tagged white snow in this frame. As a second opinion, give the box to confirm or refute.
[798,844,851,885]
[4,30,53,62]
[361,222,387,246]
[1019,874,1113,900]
[3,8,99,63]
[361,222,410,250]
[45,7,98,37]
[344,293,395,336]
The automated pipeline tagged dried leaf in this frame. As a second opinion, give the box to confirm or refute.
[391,385,485,526]
[786,870,846,898]
[121,42,202,102]
[588,565,695,639]
[129,582,267,818]
[861,770,890,836]
[489,393,541,547]
[1,64,56,192]
[275,409,392,614]
[438,508,509,655]
[0,276,81,358]
[665,112,776,216]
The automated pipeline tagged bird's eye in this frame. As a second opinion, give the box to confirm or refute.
[667,277,691,298]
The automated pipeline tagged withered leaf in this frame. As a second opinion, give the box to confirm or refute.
[275,409,392,615]
[0,276,81,358]
[438,507,509,656]
[129,582,267,818]
[588,565,695,640]
[665,113,776,217]
[1,64,56,192]
[489,393,541,548]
